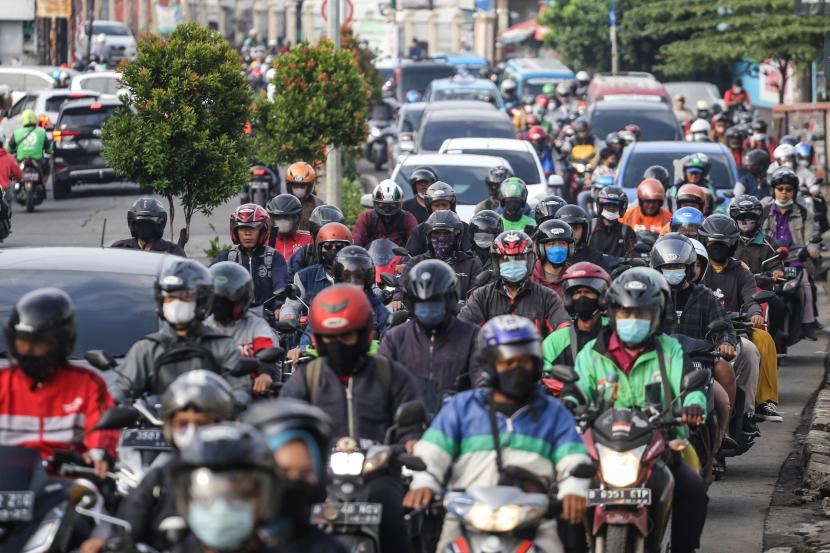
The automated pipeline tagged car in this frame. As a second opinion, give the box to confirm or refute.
[664,81,724,110]
[0,68,55,104]
[437,137,545,186]
[1,89,101,141]
[586,71,671,104]
[375,57,401,84]
[392,102,427,163]
[424,75,504,109]
[51,97,123,198]
[588,99,684,142]
[501,57,575,99]
[615,140,739,206]
[70,71,126,97]
[416,103,515,154]
[429,53,490,75]
[389,153,522,221]
[0,247,165,364]
[391,61,456,103]
[76,20,137,65]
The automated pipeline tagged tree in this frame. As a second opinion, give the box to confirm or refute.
[539,0,615,72]
[102,22,251,246]
[341,26,383,107]
[252,40,371,167]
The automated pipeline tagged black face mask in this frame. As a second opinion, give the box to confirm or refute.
[212,297,241,325]
[320,247,341,269]
[503,199,524,220]
[274,478,326,528]
[571,296,600,320]
[707,242,732,263]
[325,341,365,375]
[495,365,540,402]
[16,354,55,382]
[134,221,163,243]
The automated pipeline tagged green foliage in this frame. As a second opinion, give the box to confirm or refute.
[102,23,251,246]
[539,0,615,72]
[252,40,371,167]
[341,26,383,107]
[341,175,364,228]
[203,223,233,259]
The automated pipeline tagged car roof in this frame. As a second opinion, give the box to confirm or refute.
[400,153,512,168]
[0,247,168,274]
[441,137,532,152]
[626,140,731,155]
[423,100,498,113]
[430,53,489,66]
[73,71,122,80]
[591,99,673,111]
[34,88,100,100]
[430,77,497,90]
[399,60,455,70]
[59,97,122,112]
[505,57,573,73]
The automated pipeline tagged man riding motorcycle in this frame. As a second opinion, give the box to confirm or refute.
[111,197,187,256]
[469,209,504,266]
[534,194,568,226]
[266,193,313,261]
[475,165,512,214]
[288,204,345,275]
[353,180,418,247]
[403,167,439,223]
[734,149,772,200]
[406,180,474,255]
[8,109,51,177]
[588,186,636,258]
[498,177,537,232]
[530,218,575,297]
[285,161,324,231]
[557,204,613,271]
[621,178,673,233]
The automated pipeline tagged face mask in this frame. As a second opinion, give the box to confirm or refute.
[172,424,197,450]
[615,318,651,345]
[16,354,55,382]
[799,159,811,169]
[473,232,495,249]
[571,296,599,319]
[272,478,326,529]
[275,218,294,234]
[163,299,197,326]
[499,260,528,283]
[503,199,523,220]
[545,245,568,265]
[661,268,686,287]
[707,242,732,263]
[737,219,757,235]
[212,297,241,325]
[780,160,794,169]
[601,209,620,221]
[414,300,447,329]
[291,185,308,199]
[430,234,455,259]
[774,198,794,208]
[325,341,365,375]
[188,498,255,551]
[495,365,540,401]
[320,245,342,269]
[135,221,162,242]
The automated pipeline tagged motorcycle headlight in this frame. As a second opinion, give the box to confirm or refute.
[465,502,540,533]
[329,451,365,476]
[575,163,586,172]
[371,127,382,138]
[362,448,390,473]
[597,443,645,488]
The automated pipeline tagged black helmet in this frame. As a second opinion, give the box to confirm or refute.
[332,245,375,290]
[650,233,697,282]
[209,261,254,324]
[534,195,568,225]
[534,219,574,262]
[155,258,214,322]
[128,197,167,242]
[743,149,771,174]
[266,193,303,235]
[160,370,237,442]
[752,120,768,133]
[728,194,763,221]
[642,165,670,188]
[469,209,503,249]
[5,288,77,378]
[699,213,740,246]
[404,258,459,317]
[425,210,463,250]
[308,204,345,240]
[424,181,457,211]
[780,134,798,146]
[770,167,799,190]
[597,186,629,215]
[606,267,668,339]
[486,165,512,186]
[572,117,590,133]
[555,204,589,243]
[409,167,439,194]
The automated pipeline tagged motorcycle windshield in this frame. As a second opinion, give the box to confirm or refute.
[368,239,397,268]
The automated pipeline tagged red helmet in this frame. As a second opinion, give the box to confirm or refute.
[637,178,665,201]
[624,124,641,139]
[561,262,611,309]
[230,204,270,246]
[309,284,373,353]
[534,95,549,109]
[527,126,548,143]
[492,230,534,282]
[315,222,353,246]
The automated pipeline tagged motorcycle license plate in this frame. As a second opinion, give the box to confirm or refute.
[23,172,39,181]
[0,491,34,521]
[120,428,171,450]
[311,502,383,526]
[587,488,651,506]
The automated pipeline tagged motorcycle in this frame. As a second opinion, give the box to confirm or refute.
[241,164,279,207]
[15,159,46,213]
[755,246,807,352]
[565,144,596,204]
[0,187,11,242]
[368,239,408,299]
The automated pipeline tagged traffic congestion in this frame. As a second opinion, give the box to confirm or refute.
[0,20,828,553]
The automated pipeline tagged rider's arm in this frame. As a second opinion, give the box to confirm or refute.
[109,340,153,404]
[278,273,305,320]
[548,402,591,499]
[458,286,485,326]
[543,288,572,331]
[803,203,823,251]
[217,341,251,405]
[409,398,462,493]
[266,252,290,311]
[81,373,120,458]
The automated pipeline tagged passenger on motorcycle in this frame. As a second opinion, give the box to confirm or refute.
[8,109,51,175]
[111,197,187,256]
[591,147,618,179]
[469,208,504,266]
[622,178,673,233]
[795,142,818,190]
[403,167,439,223]
[498,177,537,232]
[111,257,248,405]
[0,288,118,473]
[353,180,418,247]
[534,194,568,226]
[460,231,570,337]
[404,314,591,553]
[734,149,772,200]
[588,186,636,258]
[288,204,345,275]
[557,204,614,271]
[0,136,22,219]
[570,268,709,553]
[281,284,420,553]
[266,193,313,261]
[475,165,513,214]
[688,118,712,143]
[285,161,324,231]
[406,180,474,255]
[530,218,574,297]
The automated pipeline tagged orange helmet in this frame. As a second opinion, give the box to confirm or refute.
[285,161,317,199]
[637,178,665,201]
[676,184,707,211]
[316,222,353,269]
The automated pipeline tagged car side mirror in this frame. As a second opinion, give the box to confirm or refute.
[752,290,775,303]
[681,369,710,395]
[85,350,116,371]
[361,193,374,209]
[549,364,579,384]
[395,400,427,428]
[93,406,141,430]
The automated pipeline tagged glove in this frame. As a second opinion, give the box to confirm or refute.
[682,405,705,427]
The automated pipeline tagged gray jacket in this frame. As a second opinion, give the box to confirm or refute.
[760,197,821,255]
[110,323,248,405]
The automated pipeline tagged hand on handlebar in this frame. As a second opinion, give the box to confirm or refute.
[389,301,405,312]
[561,494,587,524]
[286,347,302,362]
[403,487,434,509]
[751,314,765,328]
[681,405,705,427]
[81,452,110,479]
[252,373,273,395]
[771,269,784,280]
[717,343,736,360]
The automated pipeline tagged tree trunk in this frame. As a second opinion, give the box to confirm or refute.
[166,195,175,241]
[178,203,193,249]
[777,59,790,105]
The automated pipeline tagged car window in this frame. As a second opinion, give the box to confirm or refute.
[58,106,118,129]
[0,270,158,358]
[79,77,120,95]
[420,118,515,152]
[0,74,25,91]
[10,97,27,116]
[448,148,539,184]
[44,94,96,113]
[523,77,568,97]
[23,97,37,111]
[92,23,131,36]
[591,108,682,142]
[395,164,493,204]
[22,74,53,92]
[400,66,456,94]
[621,150,734,190]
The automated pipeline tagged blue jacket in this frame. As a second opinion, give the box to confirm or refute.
[288,243,313,275]
[214,245,289,311]
[298,286,390,350]
[738,173,771,200]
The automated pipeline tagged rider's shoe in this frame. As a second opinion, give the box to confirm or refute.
[720,434,739,452]
[743,413,761,437]
[754,401,783,423]
[802,324,818,341]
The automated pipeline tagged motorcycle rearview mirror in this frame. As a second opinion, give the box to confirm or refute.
[549,364,579,384]
[752,290,776,303]
[85,350,116,371]
[274,320,300,333]
[395,400,428,428]
[398,454,426,472]
[681,370,710,395]
[67,481,98,506]
[644,381,662,407]
[94,406,141,430]
[392,246,410,257]
[231,359,260,377]
[255,347,283,364]
[389,309,410,327]
[380,272,397,287]
[569,463,597,479]
[361,193,374,209]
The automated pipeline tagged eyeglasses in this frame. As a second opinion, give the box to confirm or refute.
[774,187,794,194]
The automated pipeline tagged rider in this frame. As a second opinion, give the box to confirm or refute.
[285,161,324,231]
[403,167,439,223]
[663,207,705,239]
[501,79,518,110]
[111,197,187,256]
[530,218,575,297]
[353,180,418,247]
[557,204,612,271]
[570,268,708,553]
[734,149,772,200]
[406,180,473,255]
[795,142,818,190]
[724,78,750,111]
[621,178,672,233]
[498,177,537,232]
[643,165,672,195]
[688,118,712,143]
[469,209,504,266]
[266,193,313,261]
[534,194,568,226]
[111,257,248,405]
[460,230,570,337]
[675,183,709,214]
[213,204,290,313]
[8,109,51,177]
[0,136,22,220]
[475,165,512,213]
[725,126,745,170]
[0,288,118,472]
[587,186,636,258]
[288,204,345,274]
[404,314,590,553]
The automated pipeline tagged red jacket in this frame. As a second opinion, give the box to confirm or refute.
[530,259,568,298]
[0,148,22,190]
[0,364,119,460]
[271,230,312,261]
[352,209,418,247]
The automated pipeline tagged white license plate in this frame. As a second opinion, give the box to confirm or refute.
[0,491,34,521]
[311,502,382,526]
[587,488,651,506]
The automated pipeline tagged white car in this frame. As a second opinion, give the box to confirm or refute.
[0,68,55,104]
[437,137,545,188]
[1,89,100,142]
[76,21,137,65]
[70,71,126,98]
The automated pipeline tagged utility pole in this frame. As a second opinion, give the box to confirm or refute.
[325,0,341,207]
[609,0,618,73]
[85,0,95,65]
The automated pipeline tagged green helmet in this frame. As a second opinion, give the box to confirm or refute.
[21,109,37,127]
[683,154,706,174]
[542,83,556,95]
[499,177,528,202]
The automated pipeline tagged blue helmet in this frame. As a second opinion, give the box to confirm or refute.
[405,89,423,103]
[479,315,542,371]
[796,142,814,160]
[670,207,704,236]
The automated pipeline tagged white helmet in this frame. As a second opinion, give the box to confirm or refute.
[696,99,709,110]
[500,79,516,94]
[547,174,565,187]
[372,180,404,216]
[576,70,590,83]
[773,143,796,162]
[690,119,711,134]
[96,33,107,45]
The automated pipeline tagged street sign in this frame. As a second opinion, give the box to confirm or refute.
[609,4,617,26]
[796,0,830,16]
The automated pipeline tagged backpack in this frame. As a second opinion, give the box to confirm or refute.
[145,331,222,393]
[228,246,274,279]
[304,355,392,403]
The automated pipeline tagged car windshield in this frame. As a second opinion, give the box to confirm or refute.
[395,164,492,204]
[401,66,456,93]
[420,119,515,151]
[621,151,734,189]
[523,77,568,96]
[58,106,118,129]
[78,77,121,94]
[432,88,497,105]
[591,108,682,141]
[45,94,96,113]
[0,270,159,358]
[447,148,539,184]
[93,23,131,36]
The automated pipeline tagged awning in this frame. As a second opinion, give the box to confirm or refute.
[498,10,548,45]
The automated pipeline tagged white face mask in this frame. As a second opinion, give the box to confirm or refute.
[601,209,620,221]
[163,299,197,325]
[172,424,198,449]
[275,218,294,234]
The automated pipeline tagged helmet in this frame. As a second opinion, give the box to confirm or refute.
[606,267,667,339]
[128,197,167,242]
[670,207,704,234]
[285,162,316,199]
[332,245,375,290]
[265,194,303,235]
[309,284,373,353]
[682,155,706,176]
[728,194,763,221]
[409,168,439,195]
[690,119,711,134]
[556,82,571,97]
[21,109,37,127]
[534,95,549,109]
[478,315,542,374]
[605,132,625,148]
[676,184,707,211]
[642,165,670,188]
[769,167,799,190]
[576,70,590,84]
[527,126,547,143]
[525,114,541,128]
[308,205,345,240]
[209,262,254,324]
[650,233,697,282]
[315,222,353,269]
[404,259,459,317]
[561,262,611,311]
[534,195,568,225]
[547,174,565,189]
[796,142,814,160]
[597,186,629,214]
[572,118,590,133]
[534,219,574,262]
[773,143,796,164]
[486,165,512,186]
[690,238,708,281]
[637,178,665,202]
[499,177,528,202]
[780,135,798,146]
[752,120,768,133]
[500,79,517,94]
[5,288,77,372]
[372,179,404,217]
[230,204,270,246]
[425,210,463,255]
[699,213,740,246]
[492,231,534,282]
[555,204,589,234]
[469,210,503,249]
[743,149,771,174]
[424,181,457,211]
[155,258,214,321]
[160,370,236,442]
[725,127,743,147]
[542,83,556,95]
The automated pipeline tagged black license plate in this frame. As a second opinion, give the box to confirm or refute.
[120,428,171,450]
[0,491,34,522]
[311,502,382,526]
[587,488,651,506]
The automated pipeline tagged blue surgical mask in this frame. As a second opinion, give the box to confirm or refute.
[545,245,569,265]
[500,260,528,283]
[662,268,686,286]
[615,318,651,345]
[188,498,255,551]
[774,198,794,208]
[414,300,447,328]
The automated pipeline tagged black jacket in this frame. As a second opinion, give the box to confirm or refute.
[402,197,430,224]
[587,219,636,259]
[117,454,179,551]
[214,245,290,310]
[111,238,186,256]
[663,283,737,346]
[702,257,762,317]
[570,243,614,272]
[396,250,483,300]
[405,220,474,256]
